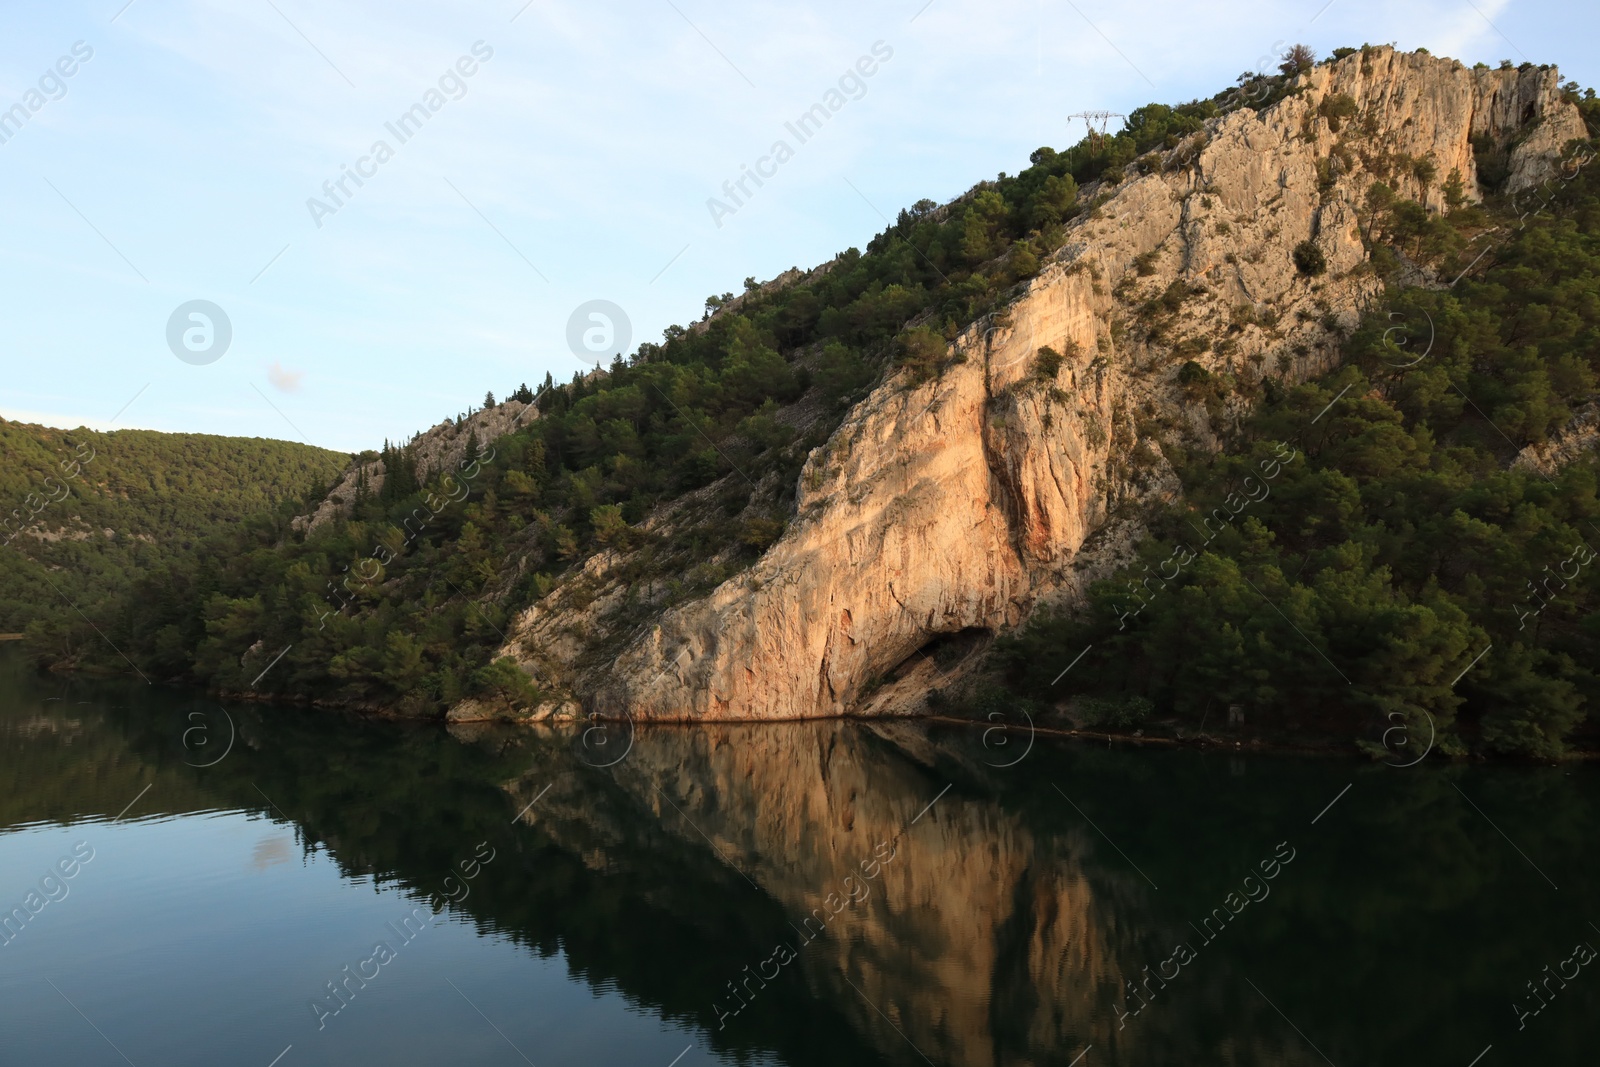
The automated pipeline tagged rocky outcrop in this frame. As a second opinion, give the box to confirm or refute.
[1514,401,1600,477]
[294,399,533,533]
[484,49,1586,722]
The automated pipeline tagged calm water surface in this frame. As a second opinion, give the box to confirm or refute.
[0,651,1596,1066]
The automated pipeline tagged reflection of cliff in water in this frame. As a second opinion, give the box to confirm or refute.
[487,720,1318,1067]
[0,655,1314,1066]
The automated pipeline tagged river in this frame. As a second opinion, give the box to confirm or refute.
[0,650,1594,1065]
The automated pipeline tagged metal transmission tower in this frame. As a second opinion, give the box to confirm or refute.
[1066,111,1127,154]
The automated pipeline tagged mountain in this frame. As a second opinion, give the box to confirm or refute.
[32,46,1600,756]
[519,48,1600,755]
[0,419,347,666]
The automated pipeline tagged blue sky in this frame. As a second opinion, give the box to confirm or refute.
[1,0,1594,453]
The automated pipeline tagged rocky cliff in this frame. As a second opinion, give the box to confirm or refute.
[474,48,1587,723]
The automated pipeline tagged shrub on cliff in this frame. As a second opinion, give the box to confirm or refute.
[1292,240,1327,275]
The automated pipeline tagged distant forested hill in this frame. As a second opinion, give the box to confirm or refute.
[0,419,346,667]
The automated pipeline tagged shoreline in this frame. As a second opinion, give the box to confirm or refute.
[17,653,1593,763]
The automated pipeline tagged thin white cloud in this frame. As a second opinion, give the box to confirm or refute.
[267,361,304,392]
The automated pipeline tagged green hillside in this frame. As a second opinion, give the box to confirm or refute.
[0,419,347,667]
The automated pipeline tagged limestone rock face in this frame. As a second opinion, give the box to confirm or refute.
[493,49,1585,722]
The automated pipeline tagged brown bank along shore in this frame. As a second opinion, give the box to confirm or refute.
[201,674,1600,761]
[16,636,1594,760]
[19,631,1593,763]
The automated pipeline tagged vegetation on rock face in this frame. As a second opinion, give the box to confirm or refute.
[991,94,1600,758]
[1291,240,1328,276]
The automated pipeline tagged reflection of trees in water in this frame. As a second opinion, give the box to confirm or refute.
[0,660,218,828]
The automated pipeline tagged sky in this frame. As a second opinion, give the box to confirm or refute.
[0,0,1594,453]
